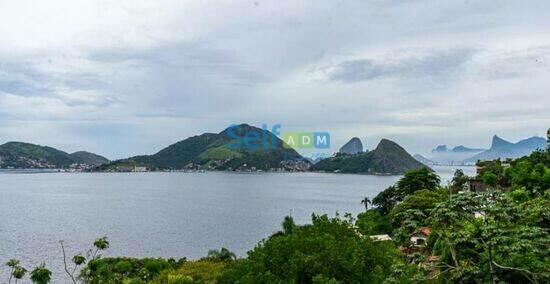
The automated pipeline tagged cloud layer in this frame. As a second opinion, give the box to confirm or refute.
[0,0,549,158]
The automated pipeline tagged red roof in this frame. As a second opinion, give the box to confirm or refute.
[413,227,431,236]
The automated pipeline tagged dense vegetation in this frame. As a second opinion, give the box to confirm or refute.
[313,139,427,174]
[4,147,549,283]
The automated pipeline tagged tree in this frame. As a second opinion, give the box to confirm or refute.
[373,168,441,215]
[60,240,86,284]
[12,266,27,284]
[372,185,400,215]
[30,263,52,284]
[90,236,110,260]
[282,215,296,234]
[219,214,401,283]
[451,169,469,192]
[483,172,498,189]
[397,167,441,196]
[361,197,371,211]
[207,248,237,262]
[6,259,20,284]
[389,189,446,230]
[429,191,549,283]
[356,209,392,235]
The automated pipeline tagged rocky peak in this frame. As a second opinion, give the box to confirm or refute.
[339,137,363,154]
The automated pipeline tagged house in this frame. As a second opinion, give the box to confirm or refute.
[411,227,431,247]
[116,165,148,172]
[134,166,147,172]
[369,234,392,242]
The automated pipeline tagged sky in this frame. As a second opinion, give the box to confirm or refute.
[0,0,549,159]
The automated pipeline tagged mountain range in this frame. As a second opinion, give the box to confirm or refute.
[313,139,428,174]
[0,124,432,175]
[0,142,109,168]
[464,135,547,163]
[420,135,547,165]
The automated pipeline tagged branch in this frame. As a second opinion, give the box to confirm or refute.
[492,261,538,284]
[60,241,77,284]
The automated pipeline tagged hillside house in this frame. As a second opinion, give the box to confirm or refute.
[411,227,431,247]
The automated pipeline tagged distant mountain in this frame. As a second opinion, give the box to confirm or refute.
[70,151,110,166]
[452,145,485,152]
[339,137,363,155]
[101,124,309,171]
[0,142,109,168]
[464,135,546,162]
[425,143,485,165]
[432,145,448,153]
[413,154,437,166]
[313,139,428,174]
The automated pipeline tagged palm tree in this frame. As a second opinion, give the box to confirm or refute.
[207,247,236,261]
[361,197,371,211]
[30,263,51,284]
[13,266,27,284]
[6,259,20,284]
[282,215,296,234]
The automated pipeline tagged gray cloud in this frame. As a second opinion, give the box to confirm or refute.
[327,49,477,83]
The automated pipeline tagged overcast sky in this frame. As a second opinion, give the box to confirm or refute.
[0,0,549,159]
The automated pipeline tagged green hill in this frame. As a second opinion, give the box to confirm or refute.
[313,139,429,174]
[0,142,109,168]
[101,124,308,171]
[70,151,110,166]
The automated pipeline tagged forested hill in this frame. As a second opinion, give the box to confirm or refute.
[99,124,308,171]
[313,139,428,174]
[0,142,109,168]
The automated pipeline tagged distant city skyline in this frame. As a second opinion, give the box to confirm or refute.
[0,1,549,159]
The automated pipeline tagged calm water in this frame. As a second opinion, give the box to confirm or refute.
[0,166,473,281]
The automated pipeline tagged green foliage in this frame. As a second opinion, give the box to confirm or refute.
[82,257,186,283]
[72,254,86,266]
[373,168,441,215]
[355,209,392,235]
[0,142,75,168]
[505,160,550,195]
[372,185,400,215]
[6,258,20,268]
[206,248,236,262]
[282,215,296,235]
[12,266,27,281]
[93,236,110,250]
[450,169,469,192]
[197,146,243,161]
[390,189,446,231]
[360,197,371,211]
[482,172,498,188]
[6,258,27,284]
[396,167,440,196]
[429,191,550,283]
[218,214,401,283]
[156,259,227,284]
[30,263,52,284]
